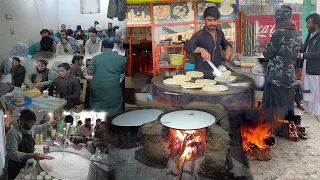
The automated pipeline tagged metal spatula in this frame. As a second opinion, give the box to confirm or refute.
[207,60,222,77]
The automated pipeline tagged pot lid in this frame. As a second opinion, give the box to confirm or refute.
[160,110,216,130]
[112,109,163,127]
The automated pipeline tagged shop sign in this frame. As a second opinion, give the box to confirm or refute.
[196,0,238,21]
[246,14,300,50]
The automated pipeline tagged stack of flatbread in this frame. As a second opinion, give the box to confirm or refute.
[186,71,204,79]
[202,85,229,92]
[23,88,41,98]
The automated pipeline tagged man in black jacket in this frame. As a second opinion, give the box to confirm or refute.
[184,6,233,69]
[10,57,26,87]
[262,5,302,130]
[55,63,82,110]
[298,13,320,117]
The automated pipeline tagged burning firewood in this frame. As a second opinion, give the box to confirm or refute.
[167,128,206,178]
[251,144,271,161]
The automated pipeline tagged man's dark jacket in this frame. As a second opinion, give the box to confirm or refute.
[299,31,320,75]
[54,75,81,103]
[10,65,26,87]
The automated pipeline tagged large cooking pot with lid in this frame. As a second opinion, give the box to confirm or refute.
[251,65,266,90]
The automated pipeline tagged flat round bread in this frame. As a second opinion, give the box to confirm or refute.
[163,78,182,86]
[195,79,217,86]
[181,82,204,89]
[173,74,192,81]
[186,71,204,78]
[202,85,229,92]
[212,70,232,77]
[23,88,41,98]
[214,75,237,83]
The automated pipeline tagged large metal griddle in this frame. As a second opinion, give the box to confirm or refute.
[151,69,255,108]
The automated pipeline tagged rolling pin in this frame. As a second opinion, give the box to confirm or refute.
[240,62,258,68]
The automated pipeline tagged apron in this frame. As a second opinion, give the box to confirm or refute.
[7,126,35,180]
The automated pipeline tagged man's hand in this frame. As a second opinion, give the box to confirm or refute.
[200,48,211,61]
[297,52,302,59]
[31,153,42,161]
[61,38,68,45]
[34,82,44,88]
[28,83,35,89]
[226,46,233,61]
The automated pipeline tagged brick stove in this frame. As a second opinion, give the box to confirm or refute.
[104,105,254,180]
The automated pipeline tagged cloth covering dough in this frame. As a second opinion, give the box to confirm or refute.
[202,85,229,92]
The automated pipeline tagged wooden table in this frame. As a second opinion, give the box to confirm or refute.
[0,87,67,125]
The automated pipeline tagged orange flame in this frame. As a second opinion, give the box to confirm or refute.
[169,129,206,161]
[240,123,273,153]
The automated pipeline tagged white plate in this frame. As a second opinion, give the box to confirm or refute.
[160,110,215,130]
[39,152,90,180]
[112,109,163,126]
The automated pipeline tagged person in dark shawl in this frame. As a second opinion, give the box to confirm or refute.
[262,5,305,137]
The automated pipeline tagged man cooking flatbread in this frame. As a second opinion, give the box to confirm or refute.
[184,6,233,69]
[6,109,62,179]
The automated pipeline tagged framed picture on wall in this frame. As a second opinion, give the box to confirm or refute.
[80,0,100,14]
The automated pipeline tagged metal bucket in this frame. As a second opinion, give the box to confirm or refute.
[251,65,266,90]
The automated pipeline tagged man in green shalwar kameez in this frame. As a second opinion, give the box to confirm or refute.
[87,39,125,113]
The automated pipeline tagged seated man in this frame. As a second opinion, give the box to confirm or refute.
[94,118,102,138]
[85,29,101,56]
[81,58,93,81]
[33,36,56,61]
[56,30,75,55]
[91,121,107,153]
[37,29,56,53]
[24,60,54,91]
[70,55,85,79]
[74,118,92,143]
[10,57,26,87]
[55,63,82,110]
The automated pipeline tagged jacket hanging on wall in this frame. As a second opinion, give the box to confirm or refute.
[107,0,126,21]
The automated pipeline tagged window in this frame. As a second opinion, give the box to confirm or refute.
[81,0,100,14]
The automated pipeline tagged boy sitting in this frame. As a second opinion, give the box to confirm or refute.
[55,63,82,110]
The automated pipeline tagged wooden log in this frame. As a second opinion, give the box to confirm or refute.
[251,145,271,161]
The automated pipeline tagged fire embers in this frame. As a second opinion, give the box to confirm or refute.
[166,128,206,179]
[240,123,275,161]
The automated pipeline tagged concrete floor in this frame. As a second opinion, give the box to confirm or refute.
[249,107,320,180]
